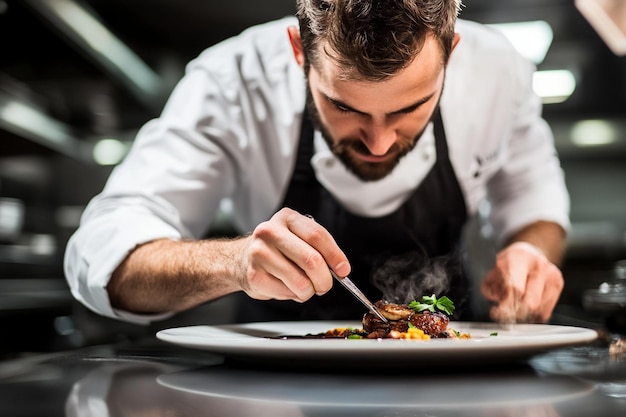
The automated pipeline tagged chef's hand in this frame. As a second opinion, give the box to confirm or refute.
[238,207,350,303]
[480,242,564,323]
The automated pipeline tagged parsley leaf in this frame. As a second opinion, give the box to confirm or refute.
[408,294,455,315]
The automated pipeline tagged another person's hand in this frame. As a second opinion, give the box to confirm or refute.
[480,242,564,323]
[238,207,350,303]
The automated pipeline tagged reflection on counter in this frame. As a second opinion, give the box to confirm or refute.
[155,365,595,411]
[2,339,619,417]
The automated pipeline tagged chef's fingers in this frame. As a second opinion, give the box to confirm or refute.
[480,268,505,302]
[491,289,530,324]
[488,241,565,323]
[250,208,347,297]
[482,267,518,323]
[497,249,529,299]
[245,237,317,302]
[277,208,350,279]
[298,211,351,277]
[480,245,529,302]
[483,243,540,323]
[242,270,303,301]
[540,265,564,321]
[285,212,349,294]
[522,260,563,323]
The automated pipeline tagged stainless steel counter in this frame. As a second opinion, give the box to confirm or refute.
[0,333,624,417]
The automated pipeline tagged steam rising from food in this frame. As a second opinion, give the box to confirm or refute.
[371,251,460,305]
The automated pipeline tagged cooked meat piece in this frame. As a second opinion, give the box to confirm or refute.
[375,300,414,321]
[360,300,454,339]
[362,300,413,335]
[362,312,410,333]
[409,311,449,336]
[362,311,388,332]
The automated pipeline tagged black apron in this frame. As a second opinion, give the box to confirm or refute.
[235,107,472,322]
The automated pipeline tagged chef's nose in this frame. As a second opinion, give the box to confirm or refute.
[361,123,397,156]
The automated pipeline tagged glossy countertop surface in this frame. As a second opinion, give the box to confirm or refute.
[0,332,625,417]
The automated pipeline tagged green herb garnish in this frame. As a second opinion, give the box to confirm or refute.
[408,294,455,315]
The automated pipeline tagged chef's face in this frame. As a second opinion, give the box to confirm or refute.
[305,35,447,181]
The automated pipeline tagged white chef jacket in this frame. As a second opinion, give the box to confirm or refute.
[63,16,570,324]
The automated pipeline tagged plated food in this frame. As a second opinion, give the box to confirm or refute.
[279,295,471,340]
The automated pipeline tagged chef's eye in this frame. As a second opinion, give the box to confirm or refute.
[335,104,352,114]
[398,104,420,114]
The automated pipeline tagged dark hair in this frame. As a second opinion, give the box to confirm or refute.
[295,0,462,80]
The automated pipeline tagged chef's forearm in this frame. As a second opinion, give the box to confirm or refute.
[504,220,567,266]
[107,237,248,314]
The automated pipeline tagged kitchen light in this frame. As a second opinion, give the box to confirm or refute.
[24,0,164,107]
[0,96,89,161]
[570,119,617,147]
[533,70,576,104]
[488,20,554,64]
[92,138,129,165]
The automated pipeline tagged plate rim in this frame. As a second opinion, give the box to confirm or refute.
[156,320,599,361]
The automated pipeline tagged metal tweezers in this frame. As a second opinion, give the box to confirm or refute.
[329,268,388,323]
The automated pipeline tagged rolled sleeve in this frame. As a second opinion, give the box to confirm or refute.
[64,201,182,324]
[487,115,571,246]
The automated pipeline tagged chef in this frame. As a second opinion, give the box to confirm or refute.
[64,0,569,326]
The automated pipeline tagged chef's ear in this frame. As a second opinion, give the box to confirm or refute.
[447,33,461,64]
[288,26,306,68]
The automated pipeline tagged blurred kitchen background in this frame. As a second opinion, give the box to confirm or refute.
[1,0,625,356]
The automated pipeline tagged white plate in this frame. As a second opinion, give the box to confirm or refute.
[156,321,598,368]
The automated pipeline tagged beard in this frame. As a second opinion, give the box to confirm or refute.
[305,85,434,182]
